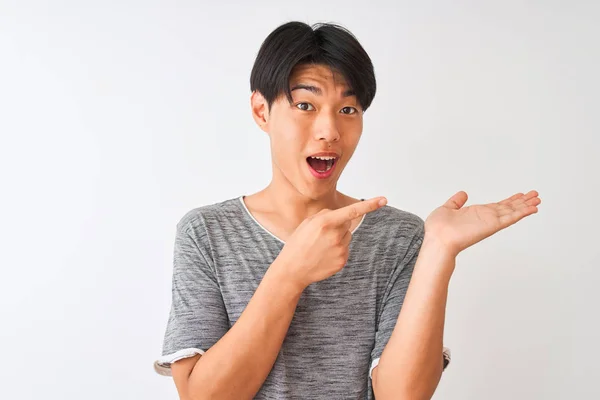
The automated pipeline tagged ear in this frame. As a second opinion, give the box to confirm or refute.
[250,90,269,133]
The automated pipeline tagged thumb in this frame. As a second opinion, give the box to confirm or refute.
[444,191,468,210]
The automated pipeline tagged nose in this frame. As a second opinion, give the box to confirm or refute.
[313,112,340,144]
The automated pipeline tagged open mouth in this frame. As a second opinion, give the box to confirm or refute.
[307,156,335,172]
[306,155,338,178]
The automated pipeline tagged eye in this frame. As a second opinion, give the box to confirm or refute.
[341,106,358,115]
[296,102,315,111]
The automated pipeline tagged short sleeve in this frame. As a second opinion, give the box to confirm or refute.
[154,222,230,376]
[369,221,451,379]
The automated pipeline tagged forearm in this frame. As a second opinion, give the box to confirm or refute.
[188,260,303,399]
[374,236,455,400]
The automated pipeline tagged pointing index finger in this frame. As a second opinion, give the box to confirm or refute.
[327,197,387,225]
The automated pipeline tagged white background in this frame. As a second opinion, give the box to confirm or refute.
[1,1,598,399]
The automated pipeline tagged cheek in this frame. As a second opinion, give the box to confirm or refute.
[271,117,308,152]
[341,121,362,145]
[269,128,306,171]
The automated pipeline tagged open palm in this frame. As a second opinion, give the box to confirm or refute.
[424,190,541,257]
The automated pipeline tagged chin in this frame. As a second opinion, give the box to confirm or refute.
[276,164,340,199]
[298,181,338,200]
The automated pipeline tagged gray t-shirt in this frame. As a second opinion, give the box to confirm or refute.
[154,196,450,399]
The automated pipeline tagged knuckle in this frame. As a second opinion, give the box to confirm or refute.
[320,216,333,229]
[318,218,330,230]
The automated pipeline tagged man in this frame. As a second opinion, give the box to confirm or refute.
[154,21,541,399]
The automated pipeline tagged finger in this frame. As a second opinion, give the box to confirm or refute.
[526,196,542,207]
[503,190,539,207]
[523,190,539,200]
[326,197,387,225]
[496,195,541,217]
[499,192,524,205]
[443,191,468,210]
[498,205,539,227]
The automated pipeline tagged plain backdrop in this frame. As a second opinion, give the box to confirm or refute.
[1,1,598,399]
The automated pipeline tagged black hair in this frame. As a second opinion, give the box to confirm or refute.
[250,21,376,112]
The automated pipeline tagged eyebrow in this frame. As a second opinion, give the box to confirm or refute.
[290,84,356,98]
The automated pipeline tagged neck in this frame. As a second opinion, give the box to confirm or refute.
[260,171,348,226]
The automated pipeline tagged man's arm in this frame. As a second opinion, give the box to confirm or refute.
[373,190,540,399]
[172,260,303,400]
[372,235,454,400]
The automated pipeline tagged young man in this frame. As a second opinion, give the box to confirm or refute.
[154,21,541,399]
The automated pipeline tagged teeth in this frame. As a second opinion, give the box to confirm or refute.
[310,156,336,160]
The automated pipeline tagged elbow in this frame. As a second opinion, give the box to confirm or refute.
[187,373,217,400]
[185,384,204,400]
[187,387,215,400]
[374,387,432,400]
[373,381,414,400]
[373,368,441,400]
[373,368,410,400]
[188,377,250,400]
[373,387,405,400]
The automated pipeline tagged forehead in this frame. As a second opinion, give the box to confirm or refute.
[289,64,349,88]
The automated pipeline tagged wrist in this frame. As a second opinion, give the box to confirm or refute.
[417,235,457,277]
[267,259,306,298]
[421,233,459,260]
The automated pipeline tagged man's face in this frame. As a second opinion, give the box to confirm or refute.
[254,64,364,200]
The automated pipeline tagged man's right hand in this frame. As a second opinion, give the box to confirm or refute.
[274,196,388,291]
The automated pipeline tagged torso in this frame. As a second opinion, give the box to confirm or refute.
[165,196,425,399]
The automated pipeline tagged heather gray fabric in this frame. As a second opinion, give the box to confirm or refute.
[154,196,447,399]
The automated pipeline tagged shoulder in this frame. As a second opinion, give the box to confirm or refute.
[175,196,242,235]
[372,204,425,238]
[360,204,425,261]
[356,205,425,273]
